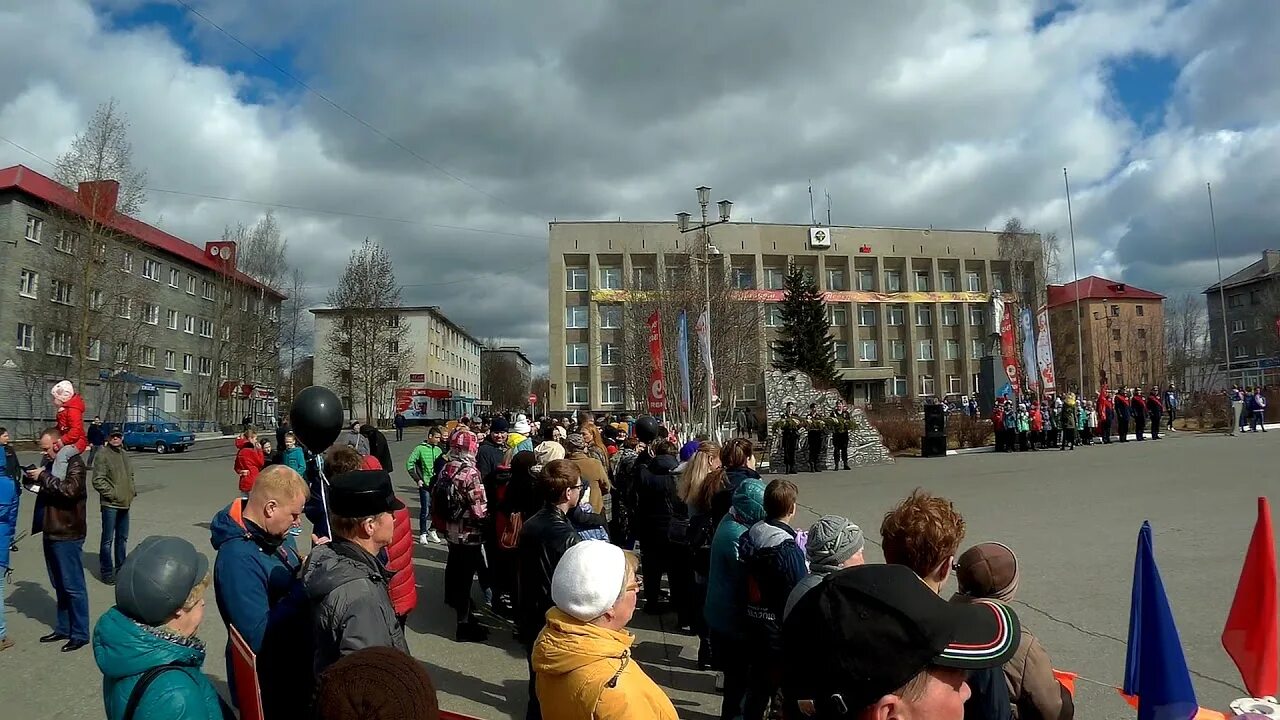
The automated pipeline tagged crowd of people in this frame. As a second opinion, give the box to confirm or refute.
[991,384,1180,452]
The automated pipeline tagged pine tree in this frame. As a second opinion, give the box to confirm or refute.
[771,264,839,386]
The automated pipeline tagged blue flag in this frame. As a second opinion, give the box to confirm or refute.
[1123,521,1198,720]
[677,310,692,412]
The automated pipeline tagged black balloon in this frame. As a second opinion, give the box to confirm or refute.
[634,415,660,443]
[290,386,344,453]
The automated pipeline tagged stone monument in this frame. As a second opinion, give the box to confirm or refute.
[763,369,893,471]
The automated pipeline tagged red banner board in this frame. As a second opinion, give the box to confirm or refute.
[646,311,667,415]
[1000,302,1020,397]
[229,625,263,720]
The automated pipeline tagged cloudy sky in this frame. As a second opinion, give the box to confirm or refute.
[2,0,1278,368]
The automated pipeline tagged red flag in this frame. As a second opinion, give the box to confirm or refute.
[646,311,667,416]
[1222,497,1279,698]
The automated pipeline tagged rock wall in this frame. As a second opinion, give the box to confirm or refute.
[763,369,893,471]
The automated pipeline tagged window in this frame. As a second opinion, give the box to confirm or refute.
[890,339,905,360]
[565,268,588,291]
[19,269,38,298]
[141,258,159,281]
[942,304,959,326]
[765,305,783,327]
[86,338,100,361]
[916,305,932,326]
[600,305,623,329]
[1229,294,1244,308]
[47,330,72,357]
[25,215,44,243]
[1136,305,1144,317]
[568,382,589,405]
[914,271,930,292]
[181,394,191,411]
[16,323,33,351]
[992,273,1006,292]
[1110,305,1120,317]
[140,303,157,325]
[834,341,849,365]
[219,360,229,377]
[184,314,195,334]
[54,229,77,254]
[632,267,654,290]
[602,382,624,405]
[182,354,193,373]
[966,272,981,292]
[764,267,786,290]
[1235,345,1247,359]
[1114,350,1123,362]
[199,357,212,376]
[884,270,901,292]
[829,306,847,326]
[919,375,936,397]
[600,267,622,290]
[859,340,878,361]
[918,339,934,360]
[972,373,981,394]
[268,303,278,322]
[562,305,587,329]
[859,307,877,326]
[971,338,984,359]
[202,280,215,300]
[199,319,213,338]
[222,325,230,342]
[740,383,758,402]
[940,272,957,292]
[891,376,908,397]
[113,341,129,364]
[732,267,754,289]
[601,343,621,366]
[1232,319,1246,333]
[1111,328,1121,341]
[566,343,588,366]
[887,305,905,325]
[1256,317,1265,330]
[769,346,781,365]
[121,251,133,273]
[169,268,180,287]
[1139,349,1149,364]
[1257,344,1265,357]
[386,313,399,328]
[91,240,107,262]
[945,339,960,360]
[826,269,846,291]
[139,346,156,367]
[1250,290,1263,305]
[166,309,178,329]
[116,297,132,319]
[969,307,985,327]
[187,275,197,295]
[1136,328,1147,340]
[51,279,73,305]
[164,350,176,371]
[856,269,874,291]
[948,375,962,395]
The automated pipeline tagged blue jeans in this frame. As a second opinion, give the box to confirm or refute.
[100,507,130,579]
[43,538,89,642]
[418,484,431,534]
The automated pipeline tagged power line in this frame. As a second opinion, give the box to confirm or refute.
[171,0,542,221]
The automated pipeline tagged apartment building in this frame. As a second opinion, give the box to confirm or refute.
[481,345,533,411]
[1205,250,1280,385]
[0,165,284,430]
[312,305,484,421]
[548,221,1035,411]
[1047,276,1165,397]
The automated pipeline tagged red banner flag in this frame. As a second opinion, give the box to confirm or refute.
[999,301,1021,396]
[1222,496,1279,698]
[229,625,264,720]
[646,311,667,416]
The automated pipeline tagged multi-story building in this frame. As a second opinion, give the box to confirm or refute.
[1047,276,1165,396]
[0,165,284,432]
[312,305,484,422]
[481,346,533,412]
[547,221,1036,411]
[1204,250,1280,386]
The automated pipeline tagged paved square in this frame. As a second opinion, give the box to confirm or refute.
[1,428,1274,719]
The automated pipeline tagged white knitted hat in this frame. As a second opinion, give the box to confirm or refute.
[551,540,627,622]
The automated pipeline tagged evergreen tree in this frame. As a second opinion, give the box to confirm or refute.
[771,264,839,386]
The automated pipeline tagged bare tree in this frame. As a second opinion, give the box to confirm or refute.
[323,239,412,422]
[530,372,551,416]
[1165,292,1207,388]
[279,267,311,407]
[54,99,147,215]
[480,342,532,413]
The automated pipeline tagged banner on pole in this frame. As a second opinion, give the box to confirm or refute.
[1020,306,1040,395]
[696,308,717,403]
[1036,305,1057,393]
[677,311,692,412]
[646,311,667,415]
[998,297,1020,398]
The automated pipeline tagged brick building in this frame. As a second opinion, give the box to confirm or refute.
[1047,276,1165,396]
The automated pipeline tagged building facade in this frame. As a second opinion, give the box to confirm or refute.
[1047,276,1165,396]
[0,165,284,433]
[548,221,1035,412]
[312,305,484,422]
[480,346,533,412]
[1204,250,1280,386]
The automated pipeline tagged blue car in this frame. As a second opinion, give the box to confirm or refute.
[121,422,196,454]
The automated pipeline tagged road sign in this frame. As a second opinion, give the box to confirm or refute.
[528,394,538,405]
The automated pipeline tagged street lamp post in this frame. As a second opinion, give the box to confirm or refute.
[677,187,733,437]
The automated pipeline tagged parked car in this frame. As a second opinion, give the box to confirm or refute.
[121,422,196,454]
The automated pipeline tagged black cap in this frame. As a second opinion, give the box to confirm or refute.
[108,428,123,438]
[490,417,509,432]
[115,536,209,626]
[328,470,405,518]
[782,564,1019,717]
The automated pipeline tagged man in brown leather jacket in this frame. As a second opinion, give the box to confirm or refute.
[24,426,89,651]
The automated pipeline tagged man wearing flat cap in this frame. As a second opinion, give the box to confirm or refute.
[301,469,409,674]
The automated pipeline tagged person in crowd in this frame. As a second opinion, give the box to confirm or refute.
[261,439,275,465]
[25,426,90,651]
[303,469,408,673]
[532,541,679,720]
[0,427,18,652]
[50,380,88,480]
[1115,389,1131,442]
[1164,384,1179,431]
[708,437,760,528]
[992,401,1007,452]
[635,438,680,614]
[953,542,1075,720]
[831,408,851,470]
[1237,386,1252,433]
[677,441,720,669]
[508,414,535,456]
[782,563,1021,720]
[783,514,865,621]
[93,536,228,720]
[313,647,441,720]
[705,478,766,719]
[344,421,370,456]
[582,422,611,471]
[1028,403,1043,451]
[805,404,827,472]
[359,422,394,475]
[407,425,445,545]
[281,432,307,476]
[780,403,800,474]
[1016,404,1031,451]
[564,432,610,522]
[517,459,584,720]
[92,427,136,585]
[739,478,808,719]
[1147,387,1163,440]
[1096,388,1113,444]
[486,450,537,617]
[1057,396,1077,451]
[1131,388,1147,441]
[477,417,509,480]
[1251,387,1268,432]
[234,427,266,495]
[275,416,291,460]
[87,416,106,468]
[393,411,406,442]
[1041,400,1057,450]
[436,430,490,642]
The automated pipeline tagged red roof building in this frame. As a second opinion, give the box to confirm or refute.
[1046,275,1164,309]
[1045,275,1166,396]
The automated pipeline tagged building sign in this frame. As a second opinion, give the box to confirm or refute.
[591,289,993,304]
[395,387,451,420]
[409,373,425,383]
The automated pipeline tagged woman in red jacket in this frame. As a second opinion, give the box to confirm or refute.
[234,429,266,494]
[359,453,418,623]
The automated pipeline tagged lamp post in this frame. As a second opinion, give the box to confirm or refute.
[677,187,733,436]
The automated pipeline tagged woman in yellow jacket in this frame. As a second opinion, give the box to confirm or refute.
[532,540,678,719]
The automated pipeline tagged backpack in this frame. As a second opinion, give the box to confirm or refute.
[432,463,471,523]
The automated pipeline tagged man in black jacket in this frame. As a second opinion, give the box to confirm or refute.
[476,417,509,480]
[358,424,393,474]
[634,439,679,614]
[516,459,582,720]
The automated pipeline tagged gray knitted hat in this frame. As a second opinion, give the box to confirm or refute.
[806,515,865,571]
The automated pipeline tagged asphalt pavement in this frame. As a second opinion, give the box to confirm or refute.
[1,427,1276,719]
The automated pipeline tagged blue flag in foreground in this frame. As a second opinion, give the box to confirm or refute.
[1123,521,1198,720]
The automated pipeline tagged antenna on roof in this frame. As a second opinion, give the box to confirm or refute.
[808,180,816,225]
[826,190,832,226]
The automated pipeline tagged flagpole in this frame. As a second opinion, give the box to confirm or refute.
[1208,182,1232,385]
[1064,168,1085,395]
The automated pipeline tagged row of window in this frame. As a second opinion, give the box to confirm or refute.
[561,373,979,405]
[1231,318,1269,333]
[13,322,273,380]
[1227,289,1269,308]
[566,336,986,368]
[567,266,1012,293]
[565,303,987,330]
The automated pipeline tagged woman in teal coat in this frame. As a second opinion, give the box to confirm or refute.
[703,478,765,720]
[94,536,230,720]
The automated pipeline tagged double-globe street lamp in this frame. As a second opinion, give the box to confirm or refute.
[676,186,733,436]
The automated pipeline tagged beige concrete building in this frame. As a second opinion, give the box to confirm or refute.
[1047,276,1166,397]
[548,221,1034,411]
